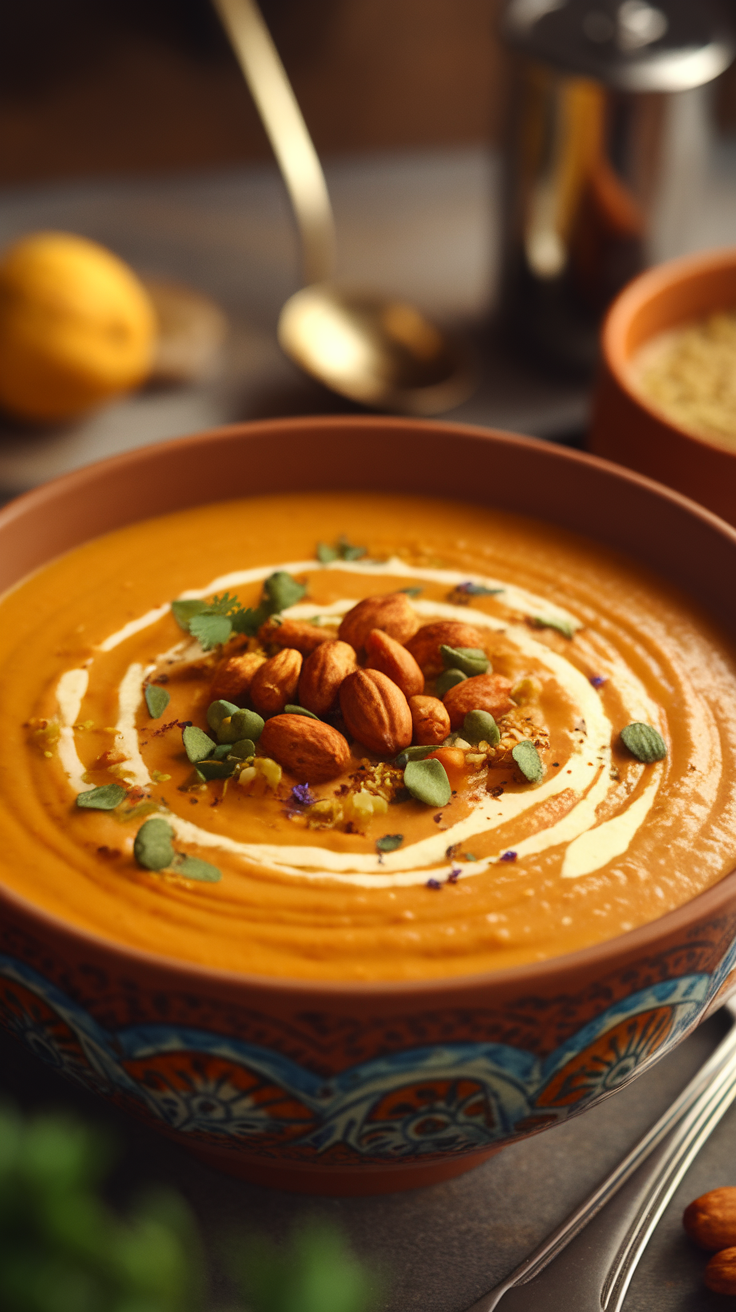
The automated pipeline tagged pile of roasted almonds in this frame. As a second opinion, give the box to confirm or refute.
[684,1185,736,1294]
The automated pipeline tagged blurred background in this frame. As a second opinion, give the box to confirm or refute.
[0,0,734,494]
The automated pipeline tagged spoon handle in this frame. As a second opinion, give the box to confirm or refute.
[212,0,336,284]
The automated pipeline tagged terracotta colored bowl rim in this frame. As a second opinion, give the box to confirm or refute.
[2,414,736,1002]
[601,245,736,458]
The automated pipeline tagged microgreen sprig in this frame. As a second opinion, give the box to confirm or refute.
[171,573,307,651]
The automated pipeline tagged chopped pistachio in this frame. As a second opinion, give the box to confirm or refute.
[76,784,127,810]
[207,699,239,732]
[512,740,544,783]
[133,818,176,871]
[440,645,489,677]
[182,725,215,763]
[404,759,451,807]
[463,710,500,747]
[435,668,467,697]
[217,708,264,744]
[620,722,667,763]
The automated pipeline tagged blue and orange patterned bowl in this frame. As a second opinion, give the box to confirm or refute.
[2,415,736,1195]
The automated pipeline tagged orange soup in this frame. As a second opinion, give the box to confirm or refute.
[2,491,736,981]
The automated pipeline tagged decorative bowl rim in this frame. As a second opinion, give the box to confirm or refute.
[2,412,736,1001]
[601,244,736,457]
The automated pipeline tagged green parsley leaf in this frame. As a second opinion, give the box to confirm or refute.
[232,601,271,636]
[264,570,307,612]
[171,598,208,630]
[76,784,127,810]
[189,612,233,650]
[317,541,339,563]
[144,684,170,719]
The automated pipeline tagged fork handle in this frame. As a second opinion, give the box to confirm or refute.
[472,1005,736,1312]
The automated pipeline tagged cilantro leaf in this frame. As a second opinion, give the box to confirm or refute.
[171,598,208,630]
[188,612,233,650]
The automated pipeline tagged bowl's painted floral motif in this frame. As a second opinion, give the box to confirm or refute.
[2,913,735,1177]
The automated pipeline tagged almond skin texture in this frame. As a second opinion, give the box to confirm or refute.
[298,639,357,716]
[249,647,302,716]
[338,593,419,653]
[365,628,424,698]
[209,651,266,705]
[683,1188,736,1251]
[258,616,333,655]
[259,714,351,783]
[705,1248,736,1295]
[339,668,412,755]
[406,621,486,676]
[409,694,450,745]
[442,672,514,730]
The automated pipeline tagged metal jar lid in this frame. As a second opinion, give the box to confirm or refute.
[501,0,734,91]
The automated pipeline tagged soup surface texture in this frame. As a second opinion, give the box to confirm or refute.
[2,491,736,982]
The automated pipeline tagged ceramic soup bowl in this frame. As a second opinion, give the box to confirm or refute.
[1,415,736,1195]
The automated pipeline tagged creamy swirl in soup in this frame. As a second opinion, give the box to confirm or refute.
[2,491,735,981]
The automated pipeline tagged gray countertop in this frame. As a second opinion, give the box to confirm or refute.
[3,142,736,1309]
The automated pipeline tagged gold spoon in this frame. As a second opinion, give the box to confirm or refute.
[213,0,475,414]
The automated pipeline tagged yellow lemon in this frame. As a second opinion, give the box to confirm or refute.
[0,231,157,423]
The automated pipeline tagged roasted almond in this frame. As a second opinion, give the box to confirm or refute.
[249,648,303,716]
[339,668,412,756]
[406,621,486,676]
[209,651,266,704]
[442,672,514,730]
[298,639,357,716]
[706,1248,736,1296]
[408,694,450,745]
[259,714,351,783]
[365,628,424,698]
[684,1188,736,1251]
[258,616,333,654]
[338,592,419,652]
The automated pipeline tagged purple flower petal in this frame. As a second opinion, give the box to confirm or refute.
[291,783,315,805]
[426,878,442,890]
[500,850,517,863]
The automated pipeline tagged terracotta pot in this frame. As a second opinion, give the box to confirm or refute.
[1,415,736,1195]
[589,247,736,526]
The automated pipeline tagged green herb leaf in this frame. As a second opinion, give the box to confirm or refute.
[196,757,238,780]
[228,738,255,760]
[530,615,576,640]
[182,725,216,763]
[463,709,500,746]
[264,571,307,613]
[171,853,222,882]
[189,612,233,650]
[435,668,467,697]
[376,833,404,853]
[620,722,667,763]
[232,601,271,636]
[144,684,170,719]
[217,708,264,744]
[171,598,208,630]
[394,744,437,767]
[512,740,544,783]
[134,817,176,871]
[440,645,489,676]
[212,743,233,760]
[404,758,452,807]
[317,541,339,563]
[76,783,127,810]
[460,582,503,596]
[207,699,239,732]
[283,704,320,720]
[399,586,423,598]
[207,591,245,617]
[338,535,367,561]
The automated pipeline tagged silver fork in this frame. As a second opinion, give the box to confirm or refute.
[467,995,736,1312]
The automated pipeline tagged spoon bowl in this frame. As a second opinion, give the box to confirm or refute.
[278,284,474,413]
